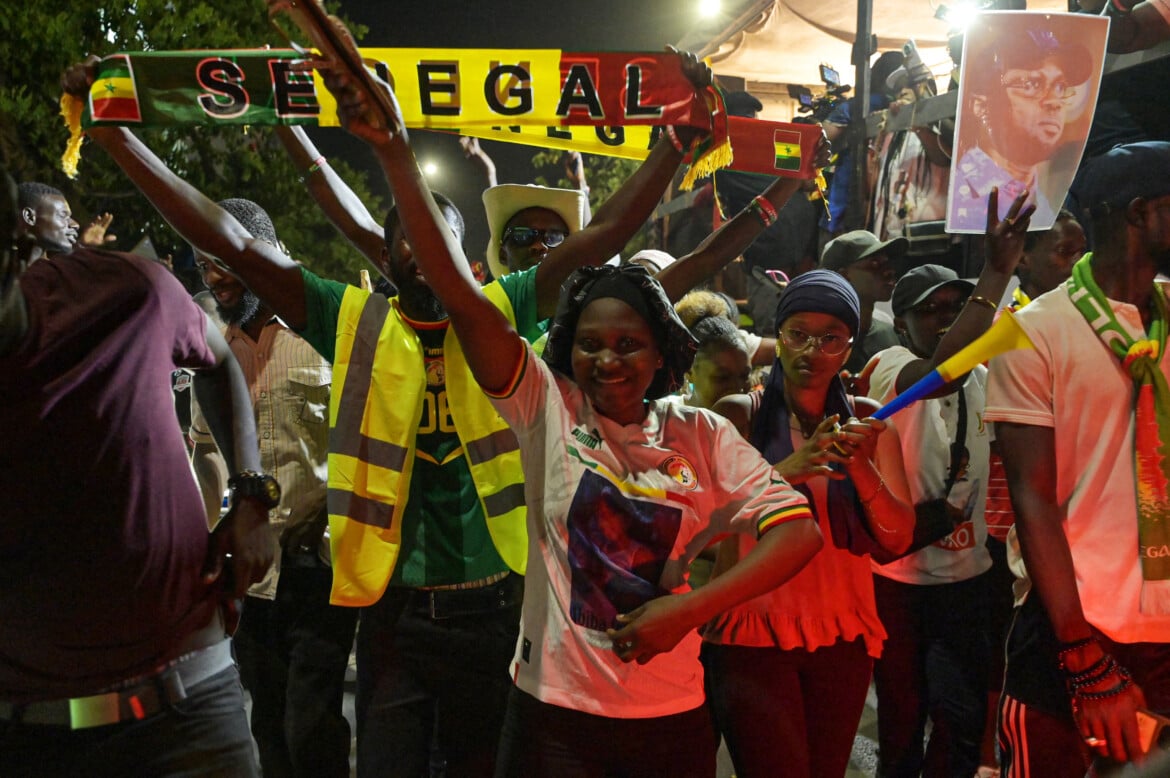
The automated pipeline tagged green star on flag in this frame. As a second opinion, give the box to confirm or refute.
[774,129,802,172]
[89,55,142,123]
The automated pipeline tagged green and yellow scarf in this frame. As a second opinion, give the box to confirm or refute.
[1069,254,1170,613]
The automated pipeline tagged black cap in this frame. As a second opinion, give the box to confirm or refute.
[820,230,909,272]
[891,264,975,317]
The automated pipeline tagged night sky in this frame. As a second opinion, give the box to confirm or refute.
[303,0,742,258]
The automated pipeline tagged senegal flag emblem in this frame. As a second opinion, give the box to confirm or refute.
[773,129,802,172]
[90,55,141,123]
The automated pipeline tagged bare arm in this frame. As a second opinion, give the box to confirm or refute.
[656,176,804,302]
[532,49,713,318]
[191,316,274,596]
[895,187,1033,395]
[329,69,525,394]
[998,421,1147,763]
[458,136,499,189]
[275,125,386,266]
[841,406,916,555]
[63,59,308,329]
[86,125,309,327]
[191,434,229,526]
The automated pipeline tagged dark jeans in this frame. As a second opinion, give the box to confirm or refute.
[873,571,992,778]
[234,564,358,778]
[355,575,522,778]
[702,637,873,778]
[494,684,717,778]
[0,666,257,778]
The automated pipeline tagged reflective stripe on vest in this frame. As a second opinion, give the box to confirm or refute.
[328,283,527,607]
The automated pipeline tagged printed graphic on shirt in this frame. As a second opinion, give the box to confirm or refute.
[661,455,698,491]
[566,470,683,631]
[417,338,457,445]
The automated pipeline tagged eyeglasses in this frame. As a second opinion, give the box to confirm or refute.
[501,226,568,248]
[1001,75,1075,103]
[780,328,853,356]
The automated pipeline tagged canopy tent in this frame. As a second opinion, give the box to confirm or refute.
[684,0,1069,121]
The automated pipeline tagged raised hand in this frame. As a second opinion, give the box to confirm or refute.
[80,212,117,247]
[667,46,714,148]
[985,186,1035,276]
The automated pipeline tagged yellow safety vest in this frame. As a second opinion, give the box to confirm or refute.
[327,284,527,606]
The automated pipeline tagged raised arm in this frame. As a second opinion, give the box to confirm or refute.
[62,60,309,329]
[275,125,386,267]
[458,135,499,189]
[656,133,830,301]
[531,49,713,318]
[327,68,524,394]
[894,187,1033,395]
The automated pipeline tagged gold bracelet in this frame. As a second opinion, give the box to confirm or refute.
[967,295,998,312]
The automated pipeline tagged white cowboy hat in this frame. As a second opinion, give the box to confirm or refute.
[483,184,588,280]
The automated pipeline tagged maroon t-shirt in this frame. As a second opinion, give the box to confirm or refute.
[0,249,219,702]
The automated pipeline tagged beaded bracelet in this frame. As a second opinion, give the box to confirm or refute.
[1056,635,1098,670]
[748,195,779,228]
[307,156,327,175]
[1069,674,1134,716]
[665,125,687,153]
[1063,654,1112,689]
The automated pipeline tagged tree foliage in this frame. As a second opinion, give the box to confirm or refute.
[0,0,385,287]
[528,149,657,258]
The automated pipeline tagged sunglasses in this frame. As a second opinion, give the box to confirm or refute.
[502,226,568,248]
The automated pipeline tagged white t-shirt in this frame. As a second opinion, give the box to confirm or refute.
[868,345,992,584]
[490,345,812,718]
[984,283,1170,644]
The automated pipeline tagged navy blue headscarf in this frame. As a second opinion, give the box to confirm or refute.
[750,270,873,555]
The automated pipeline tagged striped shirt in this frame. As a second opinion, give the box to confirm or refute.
[192,317,331,600]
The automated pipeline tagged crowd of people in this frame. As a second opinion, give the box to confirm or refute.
[4,2,1170,777]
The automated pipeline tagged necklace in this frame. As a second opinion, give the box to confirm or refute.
[785,386,825,439]
[788,410,823,439]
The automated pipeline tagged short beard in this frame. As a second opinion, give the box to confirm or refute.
[392,276,446,321]
[217,289,262,326]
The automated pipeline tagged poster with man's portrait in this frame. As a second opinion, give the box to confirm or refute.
[946,12,1108,233]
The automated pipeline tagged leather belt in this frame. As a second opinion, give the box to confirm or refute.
[0,639,234,729]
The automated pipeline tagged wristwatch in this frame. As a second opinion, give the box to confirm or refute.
[227,470,282,510]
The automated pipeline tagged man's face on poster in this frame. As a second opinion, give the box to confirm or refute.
[985,59,1070,166]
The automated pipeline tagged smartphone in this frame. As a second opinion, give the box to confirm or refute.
[1137,708,1170,753]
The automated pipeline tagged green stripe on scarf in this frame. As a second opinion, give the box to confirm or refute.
[1068,254,1170,613]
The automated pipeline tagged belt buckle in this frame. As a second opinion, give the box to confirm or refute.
[68,692,121,729]
[428,590,447,621]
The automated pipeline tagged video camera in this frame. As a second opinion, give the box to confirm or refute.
[788,63,851,123]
